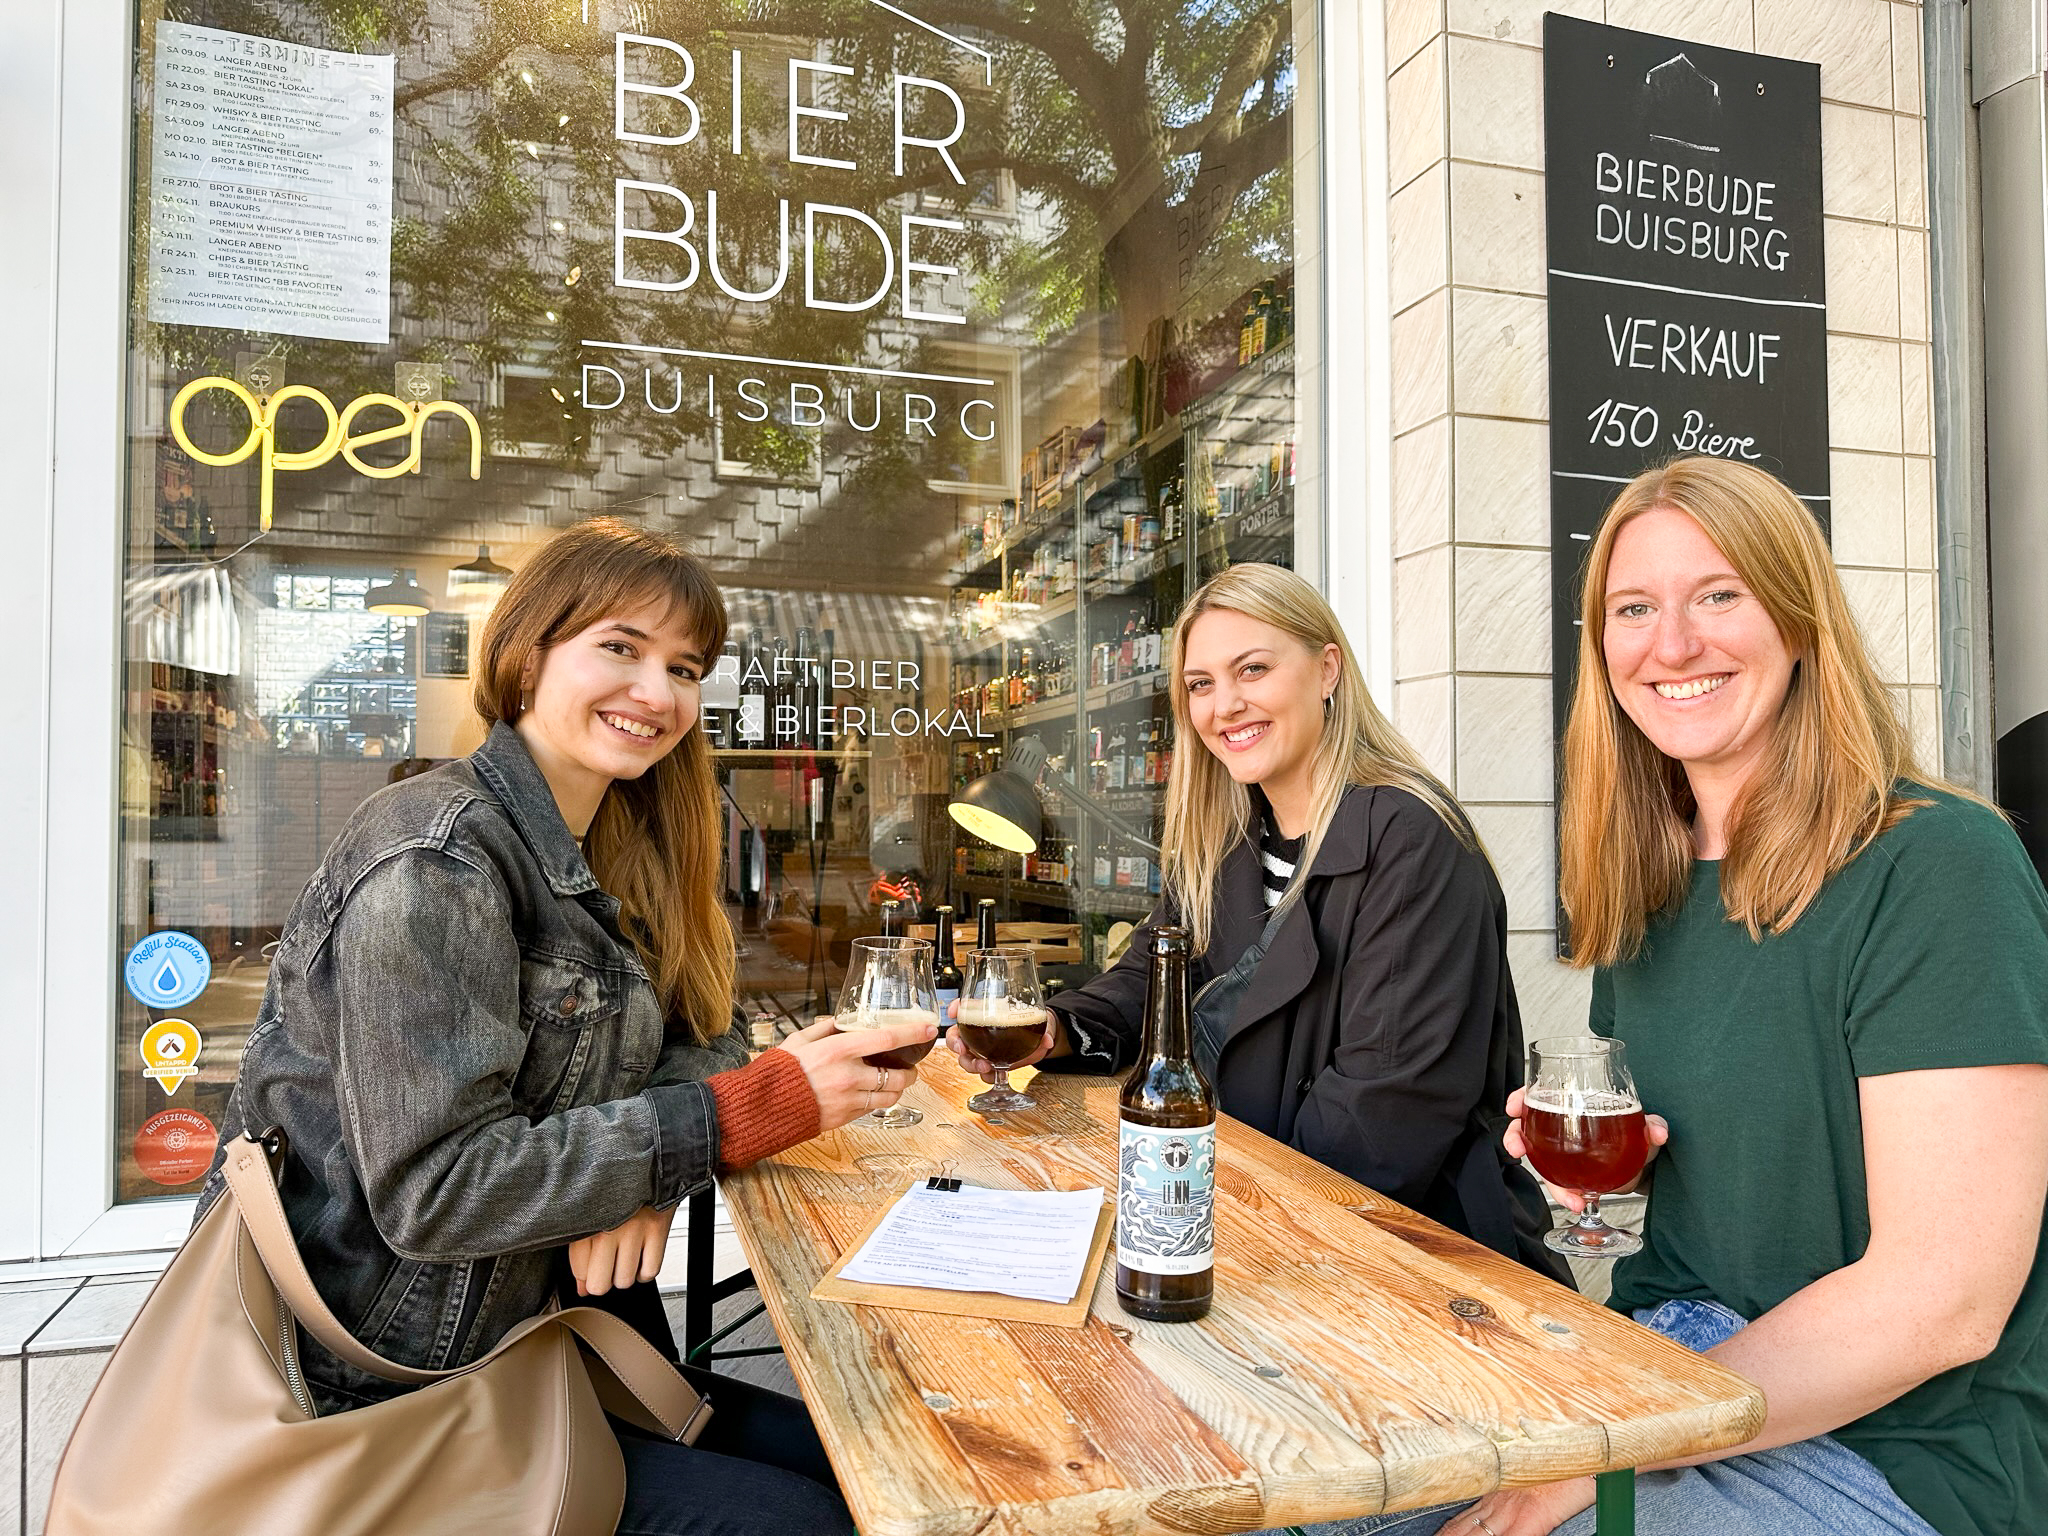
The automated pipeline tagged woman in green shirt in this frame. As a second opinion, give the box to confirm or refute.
[1455,458,2048,1536]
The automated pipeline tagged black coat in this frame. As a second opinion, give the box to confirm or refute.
[1046,783,1568,1282]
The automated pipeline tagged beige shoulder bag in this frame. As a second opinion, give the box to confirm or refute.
[46,1131,712,1536]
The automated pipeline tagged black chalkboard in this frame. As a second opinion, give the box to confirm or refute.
[1544,15,1828,741]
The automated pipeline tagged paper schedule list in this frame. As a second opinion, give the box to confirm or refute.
[148,21,395,344]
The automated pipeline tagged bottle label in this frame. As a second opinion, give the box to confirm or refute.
[935,985,960,1018]
[1116,1122,1215,1275]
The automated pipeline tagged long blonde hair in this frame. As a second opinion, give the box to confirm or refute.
[1559,457,1958,966]
[1163,563,1472,952]
[475,518,735,1040]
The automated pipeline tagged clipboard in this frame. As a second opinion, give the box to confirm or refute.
[810,1181,1117,1329]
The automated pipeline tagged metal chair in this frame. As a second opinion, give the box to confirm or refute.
[679,1185,783,1368]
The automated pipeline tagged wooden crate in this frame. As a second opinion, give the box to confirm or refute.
[910,919,1081,967]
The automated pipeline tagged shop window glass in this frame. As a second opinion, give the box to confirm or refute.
[115,0,1322,1202]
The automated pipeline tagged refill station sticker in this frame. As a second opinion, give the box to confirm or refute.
[135,1109,219,1187]
[140,1019,203,1097]
[123,930,212,1010]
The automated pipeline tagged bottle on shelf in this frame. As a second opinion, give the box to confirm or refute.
[1115,926,1216,1323]
[1108,724,1128,790]
[932,905,962,1021]
[1249,281,1273,359]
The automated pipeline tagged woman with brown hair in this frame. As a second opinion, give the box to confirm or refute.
[1438,458,2048,1536]
[201,518,932,1534]
[952,562,1565,1279]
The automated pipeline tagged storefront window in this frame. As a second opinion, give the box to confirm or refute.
[116,0,1322,1201]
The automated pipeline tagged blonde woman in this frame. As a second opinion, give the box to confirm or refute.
[950,562,1565,1278]
[1438,459,2048,1536]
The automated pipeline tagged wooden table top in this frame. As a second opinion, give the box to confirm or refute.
[721,1051,1764,1536]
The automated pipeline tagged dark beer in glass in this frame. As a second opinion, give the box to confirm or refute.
[1115,927,1215,1322]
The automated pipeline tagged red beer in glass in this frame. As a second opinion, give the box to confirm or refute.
[1524,1038,1650,1257]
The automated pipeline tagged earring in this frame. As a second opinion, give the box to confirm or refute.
[1323,694,1333,719]
[519,687,533,715]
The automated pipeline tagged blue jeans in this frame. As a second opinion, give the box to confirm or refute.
[1289,1300,1938,1536]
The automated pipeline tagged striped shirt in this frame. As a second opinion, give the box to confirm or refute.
[1258,813,1305,908]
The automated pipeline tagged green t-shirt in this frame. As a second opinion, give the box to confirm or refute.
[1594,787,2048,1536]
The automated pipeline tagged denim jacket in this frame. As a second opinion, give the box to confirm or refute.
[200,722,745,1412]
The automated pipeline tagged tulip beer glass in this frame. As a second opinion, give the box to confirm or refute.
[956,947,1048,1115]
[836,936,940,1129]
[1524,1037,1651,1258]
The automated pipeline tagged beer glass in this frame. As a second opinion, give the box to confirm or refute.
[957,947,1047,1115]
[1524,1037,1651,1258]
[835,937,940,1129]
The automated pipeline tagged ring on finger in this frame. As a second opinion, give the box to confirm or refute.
[864,1089,875,1112]
[1475,1517,1499,1536]
[873,1064,888,1093]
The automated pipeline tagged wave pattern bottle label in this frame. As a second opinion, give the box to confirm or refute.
[1116,1123,1215,1275]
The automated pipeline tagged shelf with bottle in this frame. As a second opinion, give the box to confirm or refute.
[949,636,1077,724]
[954,872,1159,921]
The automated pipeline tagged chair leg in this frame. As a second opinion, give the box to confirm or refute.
[682,1186,716,1359]
[1594,1469,1635,1535]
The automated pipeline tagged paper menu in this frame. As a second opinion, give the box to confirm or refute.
[148,21,395,343]
[836,1183,1106,1305]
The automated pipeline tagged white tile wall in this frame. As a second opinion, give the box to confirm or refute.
[1394,418,1453,556]
[1395,675,1457,783]
[1389,0,1446,71]
[1456,675,1556,802]
[1450,289,1548,419]
[1390,39,1448,191]
[1453,417,1550,546]
[1391,287,1450,434]
[1446,37,1544,171]
[1755,0,1894,108]
[1447,0,1600,47]
[1391,163,1451,315]
[1827,335,1904,454]
[1840,567,1910,685]
[1829,450,1906,567]
[1603,0,1755,48]
[1822,103,1898,222]
[1454,546,1552,674]
[1449,162,1546,296]
[1507,932,1595,1037]
[1394,545,1454,679]
[1823,216,1901,338]
[1466,803,1557,931]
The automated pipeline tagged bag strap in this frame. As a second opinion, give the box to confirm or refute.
[222,1135,712,1443]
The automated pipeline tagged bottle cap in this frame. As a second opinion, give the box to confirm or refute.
[1150,925,1191,955]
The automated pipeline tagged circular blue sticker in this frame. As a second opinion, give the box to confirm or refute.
[123,930,212,1010]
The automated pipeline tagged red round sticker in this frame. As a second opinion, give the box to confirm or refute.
[135,1108,218,1187]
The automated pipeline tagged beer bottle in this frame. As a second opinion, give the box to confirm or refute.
[1115,926,1216,1322]
[932,905,963,1021]
[976,897,998,952]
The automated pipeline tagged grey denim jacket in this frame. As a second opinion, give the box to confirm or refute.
[200,722,745,1411]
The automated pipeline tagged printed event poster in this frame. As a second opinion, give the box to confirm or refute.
[148,21,395,343]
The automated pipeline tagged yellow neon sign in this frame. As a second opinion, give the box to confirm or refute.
[169,376,483,530]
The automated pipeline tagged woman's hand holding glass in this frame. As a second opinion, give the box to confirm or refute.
[944,996,1063,1079]
[1502,1085,1670,1211]
[775,1012,937,1132]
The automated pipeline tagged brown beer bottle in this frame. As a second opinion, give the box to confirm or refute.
[1115,926,1216,1322]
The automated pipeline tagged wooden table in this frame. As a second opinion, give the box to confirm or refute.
[718,1052,1764,1536]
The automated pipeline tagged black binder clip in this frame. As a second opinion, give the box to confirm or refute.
[925,1176,963,1192]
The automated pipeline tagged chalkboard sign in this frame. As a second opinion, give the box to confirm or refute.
[1544,15,1828,738]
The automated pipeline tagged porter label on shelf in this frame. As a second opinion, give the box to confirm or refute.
[1543,16,1831,865]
